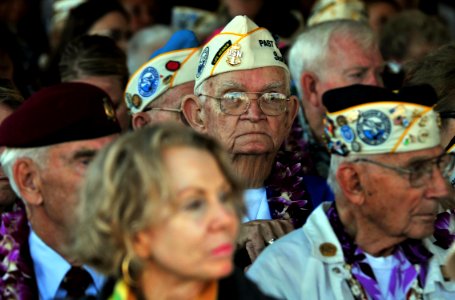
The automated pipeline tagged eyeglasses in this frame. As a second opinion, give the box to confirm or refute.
[142,107,182,113]
[352,153,455,188]
[198,92,290,116]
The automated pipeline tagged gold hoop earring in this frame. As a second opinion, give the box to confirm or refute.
[121,253,137,287]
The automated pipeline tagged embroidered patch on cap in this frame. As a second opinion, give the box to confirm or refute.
[138,67,159,98]
[322,84,440,156]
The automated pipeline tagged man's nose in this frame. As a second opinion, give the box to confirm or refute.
[242,97,266,121]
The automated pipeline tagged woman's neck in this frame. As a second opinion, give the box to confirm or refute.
[139,267,214,300]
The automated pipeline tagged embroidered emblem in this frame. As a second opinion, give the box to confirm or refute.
[131,94,142,108]
[162,75,172,85]
[346,110,360,123]
[196,47,209,78]
[351,141,361,152]
[356,110,391,145]
[212,41,232,65]
[418,129,429,143]
[165,60,180,71]
[418,115,428,127]
[226,44,242,66]
[336,115,348,126]
[340,125,355,143]
[138,67,159,97]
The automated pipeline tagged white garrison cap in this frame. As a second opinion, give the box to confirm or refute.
[125,30,200,114]
[195,15,289,91]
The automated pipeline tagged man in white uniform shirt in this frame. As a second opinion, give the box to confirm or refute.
[247,84,455,299]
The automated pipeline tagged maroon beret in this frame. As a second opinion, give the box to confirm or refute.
[0,82,121,147]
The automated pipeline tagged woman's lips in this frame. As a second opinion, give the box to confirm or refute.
[211,243,234,256]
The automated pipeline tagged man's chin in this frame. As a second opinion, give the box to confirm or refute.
[232,147,272,155]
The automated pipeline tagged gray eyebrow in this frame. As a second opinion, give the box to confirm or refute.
[218,81,285,91]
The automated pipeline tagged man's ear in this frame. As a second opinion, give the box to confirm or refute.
[13,159,44,206]
[336,162,365,206]
[182,94,206,132]
[300,72,321,109]
[132,112,151,129]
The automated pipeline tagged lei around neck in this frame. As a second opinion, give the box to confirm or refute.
[265,120,314,228]
[0,200,35,299]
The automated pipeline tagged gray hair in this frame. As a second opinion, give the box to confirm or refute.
[127,25,174,75]
[0,147,50,198]
[288,20,377,98]
[327,152,367,196]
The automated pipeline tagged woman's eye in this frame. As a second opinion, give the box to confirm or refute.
[183,198,205,211]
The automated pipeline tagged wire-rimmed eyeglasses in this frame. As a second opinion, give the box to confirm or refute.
[198,92,290,116]
[352,153,455,188]
[142,107,182,114]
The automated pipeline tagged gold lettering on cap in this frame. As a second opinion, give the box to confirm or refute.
[226,44,242,66]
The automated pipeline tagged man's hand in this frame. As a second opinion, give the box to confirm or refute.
[236,219,294,262]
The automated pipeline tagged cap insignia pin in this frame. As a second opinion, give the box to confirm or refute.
[226,44,242,66]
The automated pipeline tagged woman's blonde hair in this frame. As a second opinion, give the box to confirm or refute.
[69,123,244,277]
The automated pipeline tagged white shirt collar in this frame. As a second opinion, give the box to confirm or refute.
[242,187,271,222]
[29,229,105,300]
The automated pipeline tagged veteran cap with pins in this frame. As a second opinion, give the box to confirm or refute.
[307,0,368,26]
[125,29,201,114]
[322,84,440,156]
[0,82,121,148]
[194,15,289,91]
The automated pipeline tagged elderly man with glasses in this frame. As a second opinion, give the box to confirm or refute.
[247,84,455,299]
[182,16,333,267]
[125,30,200,128]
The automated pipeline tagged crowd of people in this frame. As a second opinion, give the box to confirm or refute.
[1,0,455,299]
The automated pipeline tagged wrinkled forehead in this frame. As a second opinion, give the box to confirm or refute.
[370,145,444,165]
[200,67,290,94]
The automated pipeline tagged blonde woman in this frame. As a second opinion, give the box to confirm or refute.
[69,123,275,300]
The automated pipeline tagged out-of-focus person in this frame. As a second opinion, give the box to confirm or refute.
[288,19,383,177]
[125,29,199,128]
[126,24,173,75]
[119,0,171,34]
[0,79,23,212]
[363,0,401,33]
[306,0,368,26]
[0,82,121,299]
[379,9,451,89]
[217,0,304,48]
[69,123,275,300]
[404,42,455,150]
[59,34,130,131]
[247,84,455,299]
[43,0,131,85]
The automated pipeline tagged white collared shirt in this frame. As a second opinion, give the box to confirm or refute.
[242,187,271,222]
[29,229,105,300]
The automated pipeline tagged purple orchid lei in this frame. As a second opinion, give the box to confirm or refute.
[0,200,35,299]
[433,209,455,250]
[264,120,315,228]
[327,203,431,300]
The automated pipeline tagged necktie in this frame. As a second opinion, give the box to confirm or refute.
[60,266,94,298]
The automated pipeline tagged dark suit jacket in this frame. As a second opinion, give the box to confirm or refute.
[81,268,277,300]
